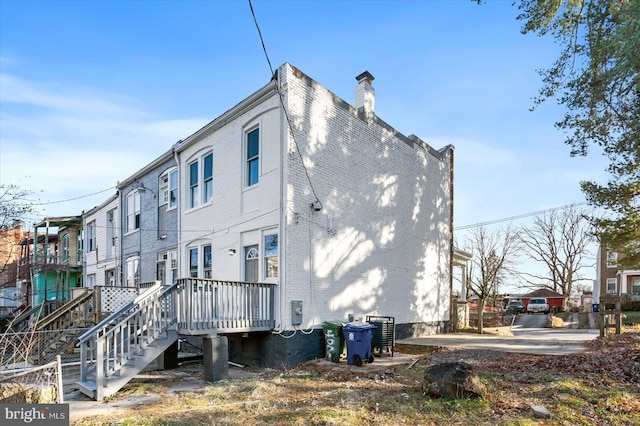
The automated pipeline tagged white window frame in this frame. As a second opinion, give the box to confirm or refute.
[263,232,278,280]
[245,127,259,187]
[189,247,199,278]
[606,277,617,294]
[606,251,618,268]
[189,160,199,209]
[169,169,178,209]
[187,153,213,210]
[631,276,640,294]
[159,172,170,207]
[125,256,140,287]
[170,249,178,284]
[87,221,96,252]
[62,233,70,262]
[86,274,96,289]
[106,209,115,260]
[187,244,213,278]
[125,191,141,234]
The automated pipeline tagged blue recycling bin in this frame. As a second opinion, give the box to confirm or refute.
[342,322,376,366]
[592,303,600,313]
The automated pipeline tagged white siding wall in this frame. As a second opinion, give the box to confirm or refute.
[178,96,282,282]
[279,64,452,329]
[84,196,119,287]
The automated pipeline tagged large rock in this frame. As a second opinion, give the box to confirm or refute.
[422,361,485,399]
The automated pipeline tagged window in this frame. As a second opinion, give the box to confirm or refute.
[264,234,278,278]
[159,173,169,206]
[203,244,212,278]
[86,274,96,289]
[87,221,96,252]
[189,248,198,278]
[632,277,640,294]
[246,128,259,186]
[105,269,115,286]
[157,252,167,284]
[606,251,618,268]
[170,249,177,283]
[189,161,199,208]
[106,210,115,259]
[203,154,213,203]
[125,191,141,233]
[126,257,140,287]
[169,169,178,208]
[62,234,70,262]
[606,278,617,294]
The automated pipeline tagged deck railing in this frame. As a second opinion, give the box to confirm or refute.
[174,278,276,333]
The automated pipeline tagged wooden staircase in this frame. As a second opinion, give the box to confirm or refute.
[77,282,179,401]
[77,278,276,401]
[30,290,97,364]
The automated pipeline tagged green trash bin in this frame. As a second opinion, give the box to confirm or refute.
[322,320,345,362]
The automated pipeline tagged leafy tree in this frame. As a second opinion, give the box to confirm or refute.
[464,225,520,334]
[519,205,594,296]
[517,0,640,268]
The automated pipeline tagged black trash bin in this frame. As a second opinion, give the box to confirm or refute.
[322,320,345,362]
[342,322,376,366]
[366,316,395,357]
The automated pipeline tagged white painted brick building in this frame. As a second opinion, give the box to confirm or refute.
[174,64,453,365]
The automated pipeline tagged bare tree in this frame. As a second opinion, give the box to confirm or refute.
[0,185,35,277]
[464,225,520,334]
[518,205,594,297]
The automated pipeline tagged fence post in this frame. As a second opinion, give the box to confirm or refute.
[56,355,64,403]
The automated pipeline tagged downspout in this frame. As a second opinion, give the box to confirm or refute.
[173,148,181,281]
[277,68,286,331]
[118,189,123,286]
[449,146,455,332]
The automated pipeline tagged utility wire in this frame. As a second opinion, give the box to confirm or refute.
[454,201,589,231]
[248,0,323,209]
[21,187,116,206]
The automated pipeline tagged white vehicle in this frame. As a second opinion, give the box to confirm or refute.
[526,298,549,314]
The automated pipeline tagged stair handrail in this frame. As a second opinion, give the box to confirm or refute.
[77,281,167,344]
[35,289,95,331]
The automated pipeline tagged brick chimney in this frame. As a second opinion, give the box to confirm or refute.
[355,71,375,116]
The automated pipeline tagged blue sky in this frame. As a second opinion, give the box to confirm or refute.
[0,1,609,288]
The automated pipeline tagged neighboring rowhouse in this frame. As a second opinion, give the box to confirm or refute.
[83,194,119,288]
[594,245,640,303]
[171,63,454,366]
[117,148,180,289]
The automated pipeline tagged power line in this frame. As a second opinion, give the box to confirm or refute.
[21,187,116,206]
[248,0,323,210]
[454,202,590,231]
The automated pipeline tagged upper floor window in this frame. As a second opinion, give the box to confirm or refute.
[264,234,278,279]
[62,234,70,262]
[169,169,178,208]
[106,209,115,260]
[203,154,213,204]
[159,172,169,206]
[188,154,213,209]
[189,161,199,209]
[87,221,96,252]
[606,251,618,268]
[246,128,259,187]
[125,191,141,233]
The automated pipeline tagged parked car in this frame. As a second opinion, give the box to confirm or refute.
[506,300,524,314]
[526,298,550,314]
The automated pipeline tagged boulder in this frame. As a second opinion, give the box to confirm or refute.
[422,361,485,399]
